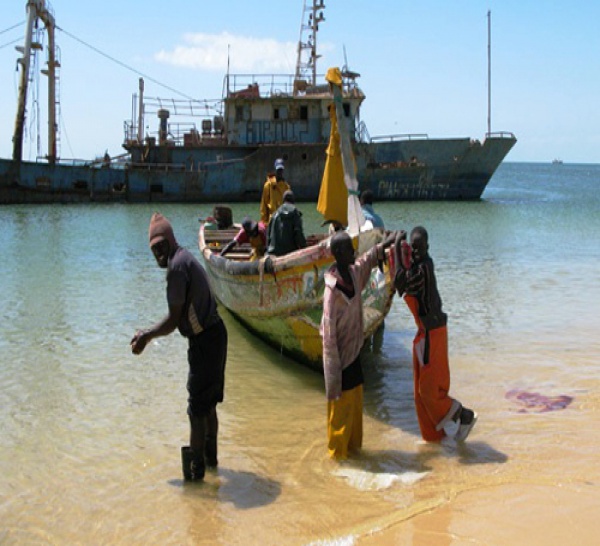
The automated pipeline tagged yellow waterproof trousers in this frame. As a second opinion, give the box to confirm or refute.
[327,385,363,459]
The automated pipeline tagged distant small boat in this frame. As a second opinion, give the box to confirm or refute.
[552,159,563,165]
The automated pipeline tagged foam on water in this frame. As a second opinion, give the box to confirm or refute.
[332,466,430,491]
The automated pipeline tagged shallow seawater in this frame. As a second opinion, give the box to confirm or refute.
[1,163,599,545]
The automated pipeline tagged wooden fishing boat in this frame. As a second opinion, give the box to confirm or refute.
[198,224,395,371]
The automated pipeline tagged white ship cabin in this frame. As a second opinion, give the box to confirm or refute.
[222,74,365,146]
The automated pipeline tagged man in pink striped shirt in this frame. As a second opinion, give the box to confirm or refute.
[320,230,396,459]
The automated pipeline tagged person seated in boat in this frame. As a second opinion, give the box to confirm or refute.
[321,219,346,236]
[359,189,385,229]
[260,158,291,225]
[320,229,397,460]
[266,190,307,256]
[220,216,267,260]
[202,216,219,231]
[213,205,234,230]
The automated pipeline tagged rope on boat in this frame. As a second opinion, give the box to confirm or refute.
[258,258,265,307]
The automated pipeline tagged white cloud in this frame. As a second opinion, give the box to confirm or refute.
[154,32,300,73]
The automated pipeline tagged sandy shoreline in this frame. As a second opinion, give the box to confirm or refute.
[356,483,598,545]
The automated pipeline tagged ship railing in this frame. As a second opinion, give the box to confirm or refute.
[87,152,131,167]
[485,131,516,139]
[224,73,361,98]
[123,121,136,144]
[142,96,223,118]
[46,157,109,167]
[40,157,129,169]
[127,156,245,172]
[127,161,187,172]
[28,157,82,166]
[124,124,227,149]
[355,121,371,143]
[124,95,224,146]
[370,133,430,143]
[227,74,296,97]
[172,123,197,144]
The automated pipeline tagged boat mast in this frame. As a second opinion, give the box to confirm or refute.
[13,0,58,164]
[137,78,144,143]
[487,10,491,136]
[294,0,326,89]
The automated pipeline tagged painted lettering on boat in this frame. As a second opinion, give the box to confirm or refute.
[377,177,450,199]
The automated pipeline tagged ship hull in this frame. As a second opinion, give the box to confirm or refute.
[0,135,516,204]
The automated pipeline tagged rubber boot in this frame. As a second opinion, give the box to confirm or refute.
[205,436,218,468]
[191,456,205,481]
[181,446,194,481]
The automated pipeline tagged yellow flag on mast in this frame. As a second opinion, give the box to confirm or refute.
[317,67,365,234]
[317,92,347,227]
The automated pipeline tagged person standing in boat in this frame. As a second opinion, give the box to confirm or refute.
[260,158,291,225]
[359,189,385,229]
[220,216,267,261]
[320,230,397,460]
[266,190,307,256]
[393,227,477,443]
[130,212,228,482]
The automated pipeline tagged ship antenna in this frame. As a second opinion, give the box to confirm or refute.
[487,10,491,136]
[294,0,326,89]
[226,43,230,97]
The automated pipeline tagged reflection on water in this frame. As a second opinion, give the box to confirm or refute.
[1,164,600,544]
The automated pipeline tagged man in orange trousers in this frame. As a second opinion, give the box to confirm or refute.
[394,227,477,442]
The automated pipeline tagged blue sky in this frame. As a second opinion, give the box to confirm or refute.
[1,0,599,163]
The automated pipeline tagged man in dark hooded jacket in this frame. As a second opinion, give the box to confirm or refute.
[266,190,307,256]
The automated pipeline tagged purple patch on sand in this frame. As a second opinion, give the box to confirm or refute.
[505,389,574,413]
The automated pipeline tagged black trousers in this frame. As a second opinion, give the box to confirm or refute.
[187,319,227,417]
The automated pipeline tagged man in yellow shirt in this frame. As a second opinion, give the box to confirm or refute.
[260,158,291,224]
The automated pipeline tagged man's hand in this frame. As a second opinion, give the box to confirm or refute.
[390,230,409,270]
[130,330,149,355]
[381,230,398,249]
[263,256,275,274]
[377,231,398,271]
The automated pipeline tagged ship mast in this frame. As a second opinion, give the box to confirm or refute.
[487,10,492,136]
[294,0,326,89]
[13,0,59,164]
